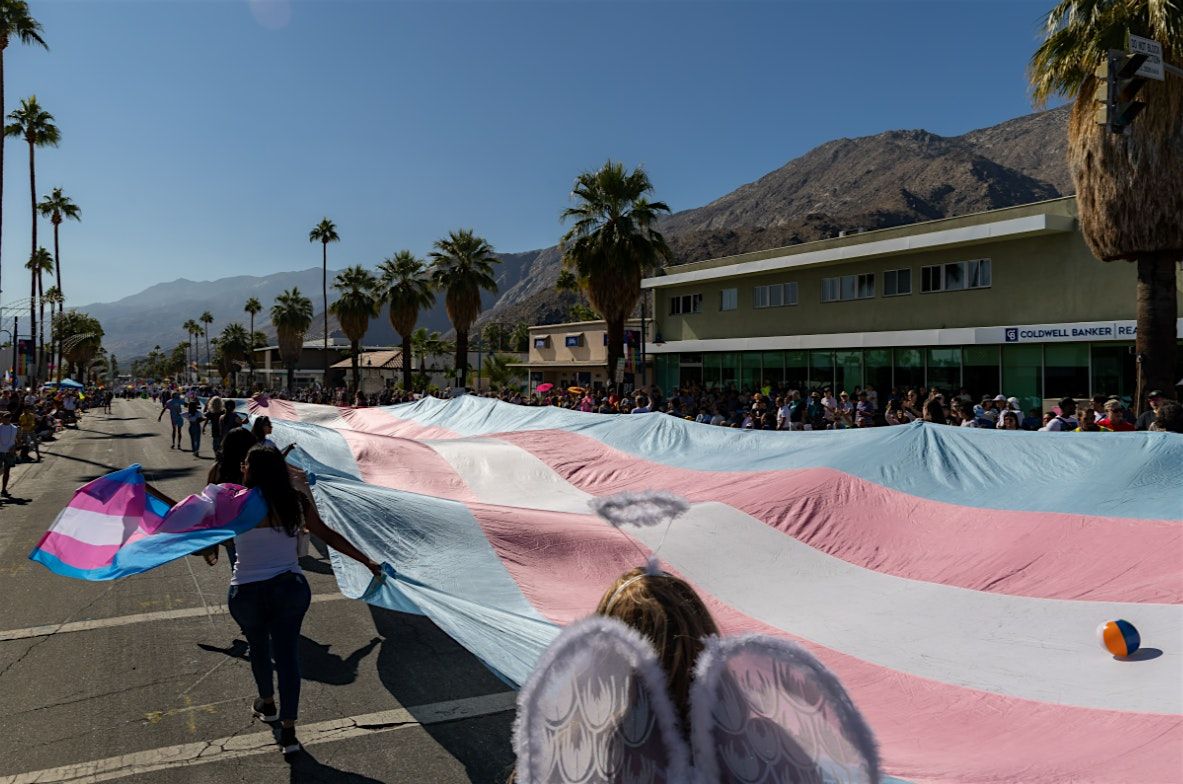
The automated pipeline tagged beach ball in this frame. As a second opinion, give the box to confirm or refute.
[1097,619,1140,657]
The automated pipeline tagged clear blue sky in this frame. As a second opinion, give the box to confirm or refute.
[0,0,1063,307]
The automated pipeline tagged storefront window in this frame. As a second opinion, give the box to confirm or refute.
[809,350,834,390]
[785,351,808,392]
[1001,344,1042,415]
[926,348,961,392]
[739,353,761,391]
[654,354,679,393]
[1090,344,1134,401]
[963,346,1000,398]
[703,353,721,389]
[720,353,737,389]
[893,348,924,390]
[863,349,892,396]
[761,351,784,389]
[1044,344,1089,400]
[834,350,862,393]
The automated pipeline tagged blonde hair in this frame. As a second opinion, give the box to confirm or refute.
[208,396,224,413]
[595,567,719,732]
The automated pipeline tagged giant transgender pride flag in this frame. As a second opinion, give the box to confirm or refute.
[174,397,1183,780]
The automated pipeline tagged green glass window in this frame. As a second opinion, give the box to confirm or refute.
[761,352,785,387]
[863,349,892,396]
[785,350,808,391]
[963,345,1000,398]
[893,348,924,389]
[719,353,738,389]
[1001,344,1042,415]
[926,348,961,392]
[703,353,722,389]
[654,354,678,392]
[739,353,761,391]
[1090,344,1134,400]
[834,350,862,393]
[809,350,834,391]
[1044,343,1089,400]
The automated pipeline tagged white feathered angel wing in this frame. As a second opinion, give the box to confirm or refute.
[690,635,879,784]
[513,616,691,784]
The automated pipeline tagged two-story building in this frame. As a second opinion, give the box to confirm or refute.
[513,319,649,391]
[643,196,1182,412]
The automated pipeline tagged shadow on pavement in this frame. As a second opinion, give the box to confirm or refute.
[298,556,335,576]
[368,606,515,783]
[197,635,382,686]
[287,748,385,783]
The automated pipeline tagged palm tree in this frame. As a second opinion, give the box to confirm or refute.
[483,352,523,391]
[0,2,45,312]
[510,322,530,353]
[6,95,59,383]
[37,187,79,380]
[429,229,499,388]
[25,246,50,377]
[329,265,378,392]
[43,284,60,376]
[181,319,200,380]
[243,296,262,382]
[560,161,671,382]
[271,287,313,390]
[378,250,436,391]
[198,310,213,377]
[1030,2,1182,403]
[216,322,251,385]
[308,218,339,385]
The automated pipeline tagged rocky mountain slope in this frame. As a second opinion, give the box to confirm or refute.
[85,106,1072,358]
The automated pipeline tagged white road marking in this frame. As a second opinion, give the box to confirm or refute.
[0,691,517,784]
[0,593,349,642]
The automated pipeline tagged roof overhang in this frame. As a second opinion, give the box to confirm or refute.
[642,213,1076,289]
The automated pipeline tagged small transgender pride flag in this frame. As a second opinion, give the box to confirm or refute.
[29,465,266,581]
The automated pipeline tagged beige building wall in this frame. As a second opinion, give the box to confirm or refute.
[653,198,1182,343]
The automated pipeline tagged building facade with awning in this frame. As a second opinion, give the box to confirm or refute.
[512,319,649,391]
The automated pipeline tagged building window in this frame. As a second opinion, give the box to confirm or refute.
[821,273,875,303]
[533,336,550,349]
[669,293,703,315]
[884,268,911,296]
[720,288,737,311]
[921,259,991,293]
[564,334,583,348]
[754,282,798,308]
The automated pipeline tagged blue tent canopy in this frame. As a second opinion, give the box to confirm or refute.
[59,378,84,389]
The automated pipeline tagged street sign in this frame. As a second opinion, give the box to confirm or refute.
[1128,34,1164,80]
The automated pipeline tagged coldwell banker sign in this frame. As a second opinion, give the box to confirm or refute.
[995,321,1138,344]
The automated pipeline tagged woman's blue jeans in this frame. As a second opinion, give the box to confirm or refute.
[227,571,311,721]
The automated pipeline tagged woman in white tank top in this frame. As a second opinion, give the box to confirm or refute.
[220,445,379,755]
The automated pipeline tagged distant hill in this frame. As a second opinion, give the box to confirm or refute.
[83,106,1072,358]
[476,106,1072,328]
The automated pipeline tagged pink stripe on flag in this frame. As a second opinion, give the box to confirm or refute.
[462,500,1183,784]
[36,532,120,569]
[495,429,1183,604]
[66,475,144,517]
[338,407,460,441]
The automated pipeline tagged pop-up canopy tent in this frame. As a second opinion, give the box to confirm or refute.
[58,378,84,389]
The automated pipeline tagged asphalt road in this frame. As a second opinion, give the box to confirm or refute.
[0,399,517,784]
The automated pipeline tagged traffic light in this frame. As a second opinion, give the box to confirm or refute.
[1094,49,1149,134]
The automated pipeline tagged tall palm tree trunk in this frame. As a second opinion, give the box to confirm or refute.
[286,361,295,391]
[322,242,328,387]
[604,315,624,386]
[401,334,412,391]
[1135,252,1179,410]
[205,331,210,378]
[351,339,360,394]
[27,139,36,383]
[248,313,255,382]
[52,219,61,381]
[455,329,469,388]
[36,270,43,380]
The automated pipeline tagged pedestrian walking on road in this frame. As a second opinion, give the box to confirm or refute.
[157,392,184,449]
[0,412,18,496]
[182,401,205,456]
[210,446,380,755]
[205,397,225,457]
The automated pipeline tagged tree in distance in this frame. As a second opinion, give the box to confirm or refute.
[560,161,670,382]
[271,288,313,390]
[378,250,436,392]
[430,230,499,388]
[329,265,379,393]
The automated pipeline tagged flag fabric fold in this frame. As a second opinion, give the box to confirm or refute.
[29,464,266,581]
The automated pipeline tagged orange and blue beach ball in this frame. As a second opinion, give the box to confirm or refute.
[1097,619,1140,657]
